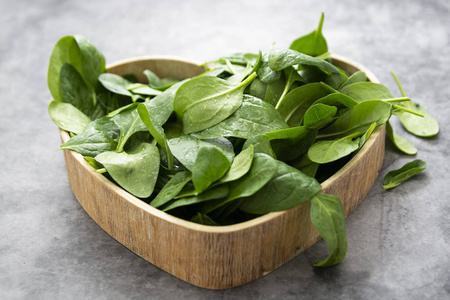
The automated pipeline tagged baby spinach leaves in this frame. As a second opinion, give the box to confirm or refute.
[382,159,427,189]
[49,15,438,269]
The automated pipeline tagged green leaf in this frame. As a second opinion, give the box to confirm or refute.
[173,73,257,133]
[339,82,394,102]
[74,35,105,88]
[137,103,174,169]
[48,101,91,135]
[382,159,427,189]
[303,103,337,129]
[127,83,161,96]
[277,82,335,127]
[242,135,276,158]
[143,69,163,88]
[162,185,229,212]
[290,13,328,57]
[192,146,232,194]
[313,93,358,109]
[192,95,288,139]
[150,171,192,208]
[167,135,234,171]
[218,145,254,184]
[111,106,147,152]
[59,63,95,118]
[48,36,83,102]
[338,71,367,90]
[60,116,119,157]
[310,193,348,266]
[191,213,219,226]
[265,126,317,161]
[268,49,340,86]
[95,142,160,198]
[308,132,362,164]
[248,78,268,100]
[386,122,417,155]
[398,103,439,137]
[98,73,133,97]
[201,153,278,214]
[239,158,322,214]
[318,100,392,139]
[256,52,281,84]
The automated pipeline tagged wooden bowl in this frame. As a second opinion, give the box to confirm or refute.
[59,55,385,289]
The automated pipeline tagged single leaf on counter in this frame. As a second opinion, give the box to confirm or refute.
[382,159,427,189]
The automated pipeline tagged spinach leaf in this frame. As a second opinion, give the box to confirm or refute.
[386,121,417,155]
[239,158,322,214]
[313,93,358,109]
[242,135,277,158]
[111,106,147,152]
[318,100,392,139]
[60,116,120,157]
[265,126,317,161]
[290,13,328,57]
[191,213,219,226]
[256,52,281,84]
[201,153,278,214]
[338,71,367,90]
[48,101,91,135]
[358,122,377,149]
[173,72,257,133]
[218,145,254,184]
[268,49,341,85]
[339,82,394,102]
[127,83,161,96]
[162,185,229,212]
[277,82,335,127]
[310,193,347,266]
[192,95,288,139]
[137,103,174,169]
[150,171,192,208]
[167,135,234,171]
[303,103,337,129]
[74,35,105,88]
[192,146,231,194]
[248,78,268,100]
[308,132,362,164]
[382,159,427,189]
[48,36,83,102]
[95,142,160,198]
[59,63,96,118]
[99,73,133,97]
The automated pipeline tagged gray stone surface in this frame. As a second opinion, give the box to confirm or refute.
[1,0,449,299]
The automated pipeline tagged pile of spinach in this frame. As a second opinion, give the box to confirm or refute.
[47,14,438,267]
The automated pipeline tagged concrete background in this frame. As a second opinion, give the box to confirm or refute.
[1,0,449,299]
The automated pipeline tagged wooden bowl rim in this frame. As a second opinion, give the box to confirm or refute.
[59,54,381,234]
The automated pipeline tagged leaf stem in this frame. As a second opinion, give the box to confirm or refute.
[393,104,424,117]
[384,97,411,103]
[390,72,407,97]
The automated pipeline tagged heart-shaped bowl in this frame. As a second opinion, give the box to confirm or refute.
[59,54,385,289]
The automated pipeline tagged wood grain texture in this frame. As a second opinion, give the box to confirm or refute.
[59,55,385,289]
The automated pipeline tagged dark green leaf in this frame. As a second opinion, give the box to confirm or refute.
[150,171,192,208]
[192,146,231,193]
[310,193,348,266]
[382,159,427,189]
[339,82,394,102]
[308,132,362,164]
[290,13,328,57]
[162,185,229,212]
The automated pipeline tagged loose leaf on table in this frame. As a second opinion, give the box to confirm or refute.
[303,103,337,129]
[161,185,229,212]
[390,72,439,137]
[137,103,174,169]
[94,142,160,198]
[276,82,335,127]
[192,95,289,139]
[385,121,417,155]
[60,116,120,157]
[217,145,254,184]
[192,146,232,194]
[201,153,278,214]
[308,131,362,164]
[382,159,427,189]
[290,12,328,57]
[310,193,347,267]
[317,100,392,139]
[48,101,91,135]
[150,171,192,208]
[111,106,147,152]
[338,71,367,90]
[173,72,257,133]
[167,135,235,171]
[339,82,394,102]
[239,158,322,214]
